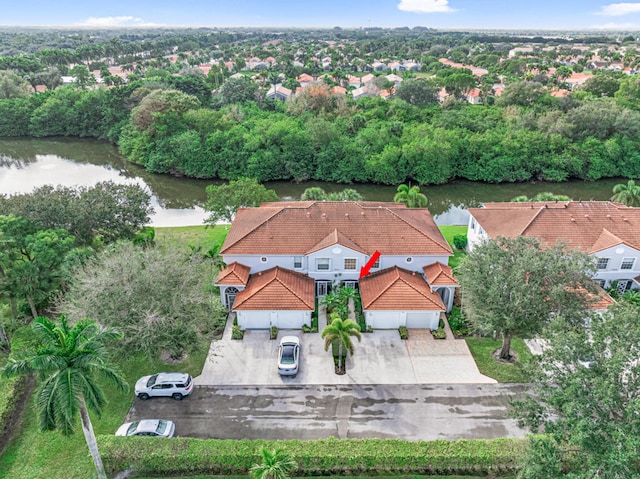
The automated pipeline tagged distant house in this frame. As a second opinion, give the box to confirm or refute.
[403,61,421,72]
[215,201,456,330]
[360,73,375,85]
[346,74,361,88]
[379,88,394,100]
[565,72,592,89]
[331,85,347,95]
[388,61,403,72]
[351,86,367,100]
[296,73,314,87]
[436,87,450,103]
[266,84,292,101]
[385,74,403,88]
[467,201,640,295]
[372,61,388,72]
[465,88,483,105]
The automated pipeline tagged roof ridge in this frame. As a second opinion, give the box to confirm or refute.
[363,266,400,308]
[398,274,442,308]
[518,206,546,235]
[273,267,314,309]
[386,208,452,255]
[232,269,276,309]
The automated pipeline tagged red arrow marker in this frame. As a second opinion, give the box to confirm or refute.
[359,251,381,279]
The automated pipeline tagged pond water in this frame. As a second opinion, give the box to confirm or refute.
[0,137,624,226]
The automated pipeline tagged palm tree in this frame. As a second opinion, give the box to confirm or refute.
[393,184,428,208]
[611,180,640,207]
[250,447,297,479]
[321,314,361,372]
[1,315,127,479]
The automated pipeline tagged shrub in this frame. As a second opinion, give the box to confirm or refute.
[99,436,527,476]
[270,326,279,340]
[231,325,244,340]
[447,306,471,336]
[453,234,468,250]
[399,326,409,340]
[432,328,447,339]
[302,324,318,333]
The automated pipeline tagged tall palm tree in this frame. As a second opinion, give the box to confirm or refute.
[2,315,127,479]
[611,180,640,207]
[321,315,361,372]
[250,447,297,479]
[393,184,428,208]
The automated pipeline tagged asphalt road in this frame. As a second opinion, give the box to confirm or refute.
[126,384,530,441]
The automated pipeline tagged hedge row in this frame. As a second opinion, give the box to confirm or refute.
[99,436,526,476]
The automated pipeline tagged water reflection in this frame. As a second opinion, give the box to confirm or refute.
[0,137,625,227]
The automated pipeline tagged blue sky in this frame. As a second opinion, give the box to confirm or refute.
[4,0,640,30]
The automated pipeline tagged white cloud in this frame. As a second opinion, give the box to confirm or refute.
[397,0,455,13]
[596,3,640,16]
[76,16,161,27]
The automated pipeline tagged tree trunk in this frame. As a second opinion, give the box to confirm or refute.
[8,297,18,320]
[79,398,107,479]
[338,341,343,371]
[500,333,513,361]
[27,295,38,320]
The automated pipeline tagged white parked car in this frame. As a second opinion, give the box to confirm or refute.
[134,372,193,400]
[278,336,300,376]
[115,419,175,437]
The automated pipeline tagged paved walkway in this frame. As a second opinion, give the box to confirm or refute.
[195,317,495,386]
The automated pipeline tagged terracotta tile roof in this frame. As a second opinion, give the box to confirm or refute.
[589,286,615,310]
[423,262,458,286]
[215,262,251,286]
[307,228,366,254]
[222,201,452,256]
[233,267,314,310]
[469,201,640,252]
[360,266,445,311]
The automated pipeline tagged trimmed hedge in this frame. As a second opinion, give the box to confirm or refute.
[99,436,526,476]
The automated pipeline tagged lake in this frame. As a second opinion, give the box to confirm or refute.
[0,137,624,227]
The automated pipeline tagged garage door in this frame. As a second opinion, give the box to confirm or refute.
[274,311,305,330]
[406,312,430,329]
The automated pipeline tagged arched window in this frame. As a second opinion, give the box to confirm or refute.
[225,287,239,309]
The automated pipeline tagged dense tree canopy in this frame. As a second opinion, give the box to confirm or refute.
[0,182,153,246]
[458,236,596,360]
[513,303,640,478]
[204,177,279,225]
[59,241,221,358]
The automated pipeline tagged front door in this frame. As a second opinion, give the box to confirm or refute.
[225,287,239,310]
[315,281,331,298]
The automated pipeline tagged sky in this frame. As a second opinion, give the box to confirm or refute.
[4,0,640,30]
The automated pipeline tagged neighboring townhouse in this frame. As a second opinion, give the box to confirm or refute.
[372,61,388,72]
[216,201,457,330]
[467,201,640,295]
[296,73,314,87]
[465,88,483,105]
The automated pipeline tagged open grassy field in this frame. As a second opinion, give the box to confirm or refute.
[155,224,230,252]
[465,337,533,383]
[0,338,210,479]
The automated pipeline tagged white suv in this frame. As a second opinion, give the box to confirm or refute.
[135,372,193,400]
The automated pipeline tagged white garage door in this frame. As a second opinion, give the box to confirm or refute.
[273,311,306,330]
[406,312,439,329]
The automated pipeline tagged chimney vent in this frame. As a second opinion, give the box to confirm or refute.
[571,218,576,222]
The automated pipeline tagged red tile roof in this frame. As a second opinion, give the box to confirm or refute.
[222,201,452,256]
[360,266,445,311]
[215,262,251,285]
[469,201,640,253]
[423,262,458,286]
[233,267,314,310]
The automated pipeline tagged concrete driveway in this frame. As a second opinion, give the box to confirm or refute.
[195,325,495,386]
[127,384,528,441]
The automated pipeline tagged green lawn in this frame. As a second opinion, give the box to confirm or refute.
[0,338,211,479]
[155,225,230,252]
[438,225,467,270]
[137,476,510,479]
[465,337,533,383]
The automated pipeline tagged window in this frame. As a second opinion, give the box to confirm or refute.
[293,256,303,269]
[596,280,606,288]
[260,257,268,263]
[372,258,380,269]
[344,258,357,270]
[470,218,476,230]
[316,258,330,271]
[596,258,610,270]
[621,258,635,270]
[405,257,413,263]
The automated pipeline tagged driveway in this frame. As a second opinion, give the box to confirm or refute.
[127,384,528,441]
[195,325,495,386]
